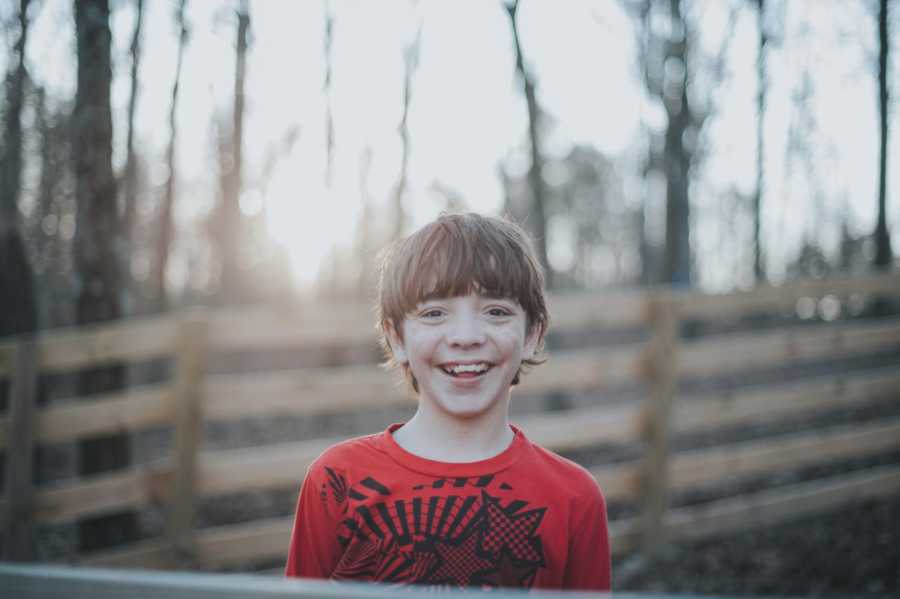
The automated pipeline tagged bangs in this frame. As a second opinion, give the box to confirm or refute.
[380,215,546,328]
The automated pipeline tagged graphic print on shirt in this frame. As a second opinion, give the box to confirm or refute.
[323,470,547,588]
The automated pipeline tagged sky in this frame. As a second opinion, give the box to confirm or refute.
[6,0,900,294]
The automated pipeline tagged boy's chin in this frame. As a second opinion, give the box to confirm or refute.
[426,384,511,419]
[433,400,503,421]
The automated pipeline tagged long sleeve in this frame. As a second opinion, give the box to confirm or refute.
[563,486,611,591]
[284,462,344,579]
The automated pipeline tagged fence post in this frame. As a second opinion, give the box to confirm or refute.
[169,309,208,568]
[639,291,679,553]
[5,337,38,561]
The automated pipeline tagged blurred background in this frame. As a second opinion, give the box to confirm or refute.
[1,1,899,597]
[1,0,896,332]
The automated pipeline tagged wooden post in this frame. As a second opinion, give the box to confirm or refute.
[168,309,208,568]
[5,338,38,561]
[639,291,679,552]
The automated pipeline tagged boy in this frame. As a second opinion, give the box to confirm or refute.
[285,213,611,590]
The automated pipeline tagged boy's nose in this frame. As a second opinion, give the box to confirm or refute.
[446,314,486,347]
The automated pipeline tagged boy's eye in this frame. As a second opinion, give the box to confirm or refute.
[487,307,512,317]
[420,309,444,318]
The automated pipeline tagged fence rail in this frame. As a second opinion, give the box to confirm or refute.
[1,270,899,571]
[0,563,619,599]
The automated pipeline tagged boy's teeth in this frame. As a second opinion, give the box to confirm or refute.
[444,363,489,374]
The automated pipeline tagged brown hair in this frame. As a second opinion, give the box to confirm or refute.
[376,212,549,392]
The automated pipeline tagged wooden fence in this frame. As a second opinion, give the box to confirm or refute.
[1,270,900,572]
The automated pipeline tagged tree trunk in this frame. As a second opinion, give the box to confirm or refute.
[219,1,250,303]
[0,0,37,337]
[638,193,651,285]
[874,0,892,270]
[122,0,143,312]
[633,0,660,286]
[155,0,188,311]
[392,21,421,241]
[73,0,135,551]
[661,0,692,287]
[753,0,767,283]
[74,0,121,328]
[504,0,551,287]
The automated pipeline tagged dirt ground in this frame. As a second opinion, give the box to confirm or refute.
[605,390,900,598]
[613,491,900,598]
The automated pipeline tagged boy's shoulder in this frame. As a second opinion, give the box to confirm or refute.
[308,430,389,473]
[520,435,604,499]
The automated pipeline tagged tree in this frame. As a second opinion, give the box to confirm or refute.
[122,0,144,311]
[31,85,78,330]
[216,0,250,303]
[873,0,892,270]
[0,0,37,338]
[624,0,738,287]
[74,0,122,329]
[73,0,136,550]
[753,0,767,283]
[154,0,189,310]
[624,0,696,285]
[783,67,826,269]
[391,9,422,241]
[659,0,693,287]
[501,145,636,289]
[503,0,551,286]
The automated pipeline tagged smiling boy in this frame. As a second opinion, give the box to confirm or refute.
[285,213,611,590]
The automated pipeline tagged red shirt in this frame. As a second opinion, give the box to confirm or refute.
[285,423,611,591]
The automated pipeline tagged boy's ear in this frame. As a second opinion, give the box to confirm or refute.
[385,321,408,364]
[522,321,544,360]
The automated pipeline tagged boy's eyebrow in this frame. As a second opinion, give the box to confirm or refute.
[480,296,522,307]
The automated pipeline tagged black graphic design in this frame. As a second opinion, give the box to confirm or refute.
[324,467,348,514]
[426,529,495,586]
[362,477,391,495]
[413,476,499,491]
[475,475,494,487]
[474,547,539,587]
[330,474,547,589]
[480,492,545,564]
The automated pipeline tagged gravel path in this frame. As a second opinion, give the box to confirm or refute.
[613,491,900,597]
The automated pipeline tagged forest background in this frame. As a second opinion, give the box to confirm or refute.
[0,0,897,336]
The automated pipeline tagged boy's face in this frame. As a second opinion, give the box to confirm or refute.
[387,293,541,421]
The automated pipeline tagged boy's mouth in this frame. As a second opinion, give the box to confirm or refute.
[439,362,493,378]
